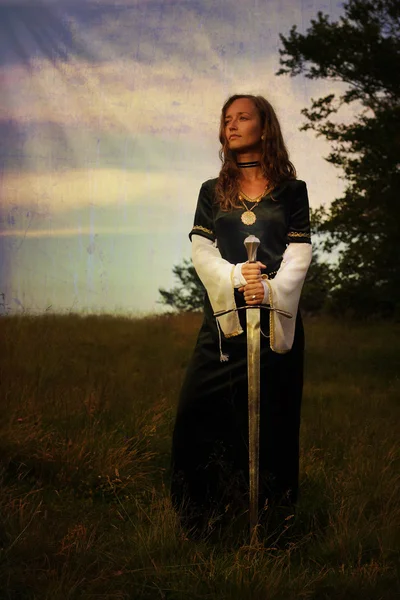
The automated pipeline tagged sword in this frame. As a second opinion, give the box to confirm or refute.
[212,238,292,542]
[244,234,262,543]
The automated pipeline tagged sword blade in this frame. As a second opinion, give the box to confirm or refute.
[246,306,261,542]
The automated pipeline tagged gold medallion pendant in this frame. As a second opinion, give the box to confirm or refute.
[241,211,256,225]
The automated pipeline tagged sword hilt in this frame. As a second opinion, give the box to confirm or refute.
[244,235,260,263]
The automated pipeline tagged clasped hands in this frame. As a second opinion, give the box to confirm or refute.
[238,261,266,305]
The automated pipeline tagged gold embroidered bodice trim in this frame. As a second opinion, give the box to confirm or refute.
[192,225,214,236]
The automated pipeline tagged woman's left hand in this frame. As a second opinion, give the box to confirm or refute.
[239,281,264,305]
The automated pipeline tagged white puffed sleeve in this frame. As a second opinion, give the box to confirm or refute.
[192,236,312,353]
[191,234,244,337]
[262,243,312,353]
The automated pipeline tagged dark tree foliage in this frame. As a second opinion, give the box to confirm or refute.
[0,292,10,316]
[277,0,400,317]
[158,259,205,312]
[300,252,333,314]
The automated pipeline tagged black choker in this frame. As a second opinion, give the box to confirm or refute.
[237,161,261,168]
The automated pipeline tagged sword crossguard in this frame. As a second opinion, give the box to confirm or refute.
[213,305,292,319]
[244,235,260,263]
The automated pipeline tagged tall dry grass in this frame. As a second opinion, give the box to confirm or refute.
[0,313,398,599]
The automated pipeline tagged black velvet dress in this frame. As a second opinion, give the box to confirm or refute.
[170,178,311,537]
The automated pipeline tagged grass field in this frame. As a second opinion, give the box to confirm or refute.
[0,313,399,599]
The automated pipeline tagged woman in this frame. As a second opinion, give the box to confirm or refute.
[170,94,312,540]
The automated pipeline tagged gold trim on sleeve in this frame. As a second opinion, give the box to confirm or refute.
[223,265,243,338]
[192,225,214,236]
[264,279,275,352]
[224,330,243,338]
[287,231,311,239]
[264,279,285,355]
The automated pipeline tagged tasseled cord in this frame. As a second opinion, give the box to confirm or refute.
[215,318,230,362]
[215,309,271,362]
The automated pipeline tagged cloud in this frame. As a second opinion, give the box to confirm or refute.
[0,0,347,135]
[0,168,205,211]
[1,52,352,138]
[0,0,350,214]
[0,225,152,237]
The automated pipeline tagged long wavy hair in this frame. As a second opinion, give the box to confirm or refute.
[215,94,296,210]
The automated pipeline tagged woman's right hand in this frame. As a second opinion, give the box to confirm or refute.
[241,261,266,283]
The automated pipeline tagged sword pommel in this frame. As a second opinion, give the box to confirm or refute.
[244,235,260,263]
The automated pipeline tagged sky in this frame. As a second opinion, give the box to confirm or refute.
[0,0,348,316]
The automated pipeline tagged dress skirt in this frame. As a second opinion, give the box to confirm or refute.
[170,304,305,536]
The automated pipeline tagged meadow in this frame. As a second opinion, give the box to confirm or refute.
[0,313,399,599]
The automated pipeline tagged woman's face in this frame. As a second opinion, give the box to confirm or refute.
[224,98,263,153]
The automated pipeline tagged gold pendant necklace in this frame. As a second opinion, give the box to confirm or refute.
[239,188,266,203]
[239,198,259,224]
[241,211,256,225]
[238,185,268,225]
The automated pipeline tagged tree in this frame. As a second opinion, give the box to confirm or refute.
[0,292,10,316]
[300,252,333,314]
[158,259,205,312]
[277,0,400,317]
